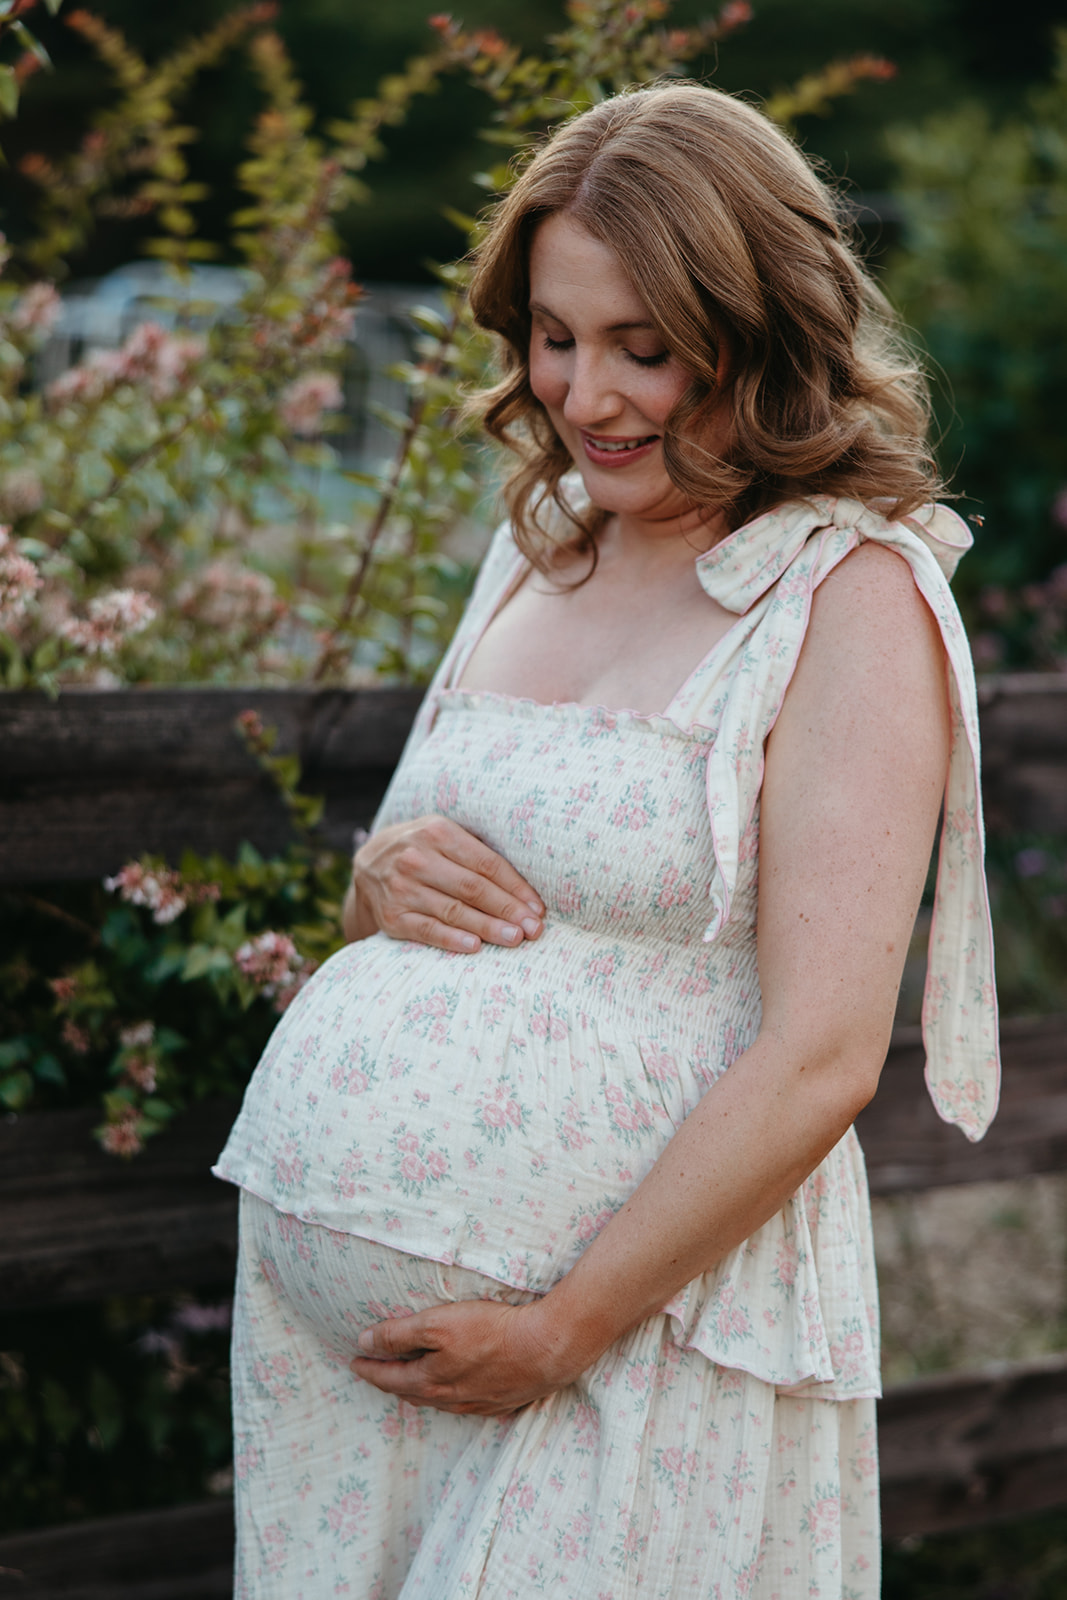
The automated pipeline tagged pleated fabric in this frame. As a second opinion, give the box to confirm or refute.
[232,1193,880,1600]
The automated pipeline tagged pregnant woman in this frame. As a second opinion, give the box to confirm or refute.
[214,83,999,1598]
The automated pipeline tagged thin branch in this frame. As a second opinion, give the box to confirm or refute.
[7,889,101,944]
[310,303,461,683]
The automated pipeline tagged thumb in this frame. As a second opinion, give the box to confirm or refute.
[355,1311,428,1361]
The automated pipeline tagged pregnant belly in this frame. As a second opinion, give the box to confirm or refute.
[215,925,759,1294]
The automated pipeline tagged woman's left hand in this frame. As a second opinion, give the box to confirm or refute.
[350,1298,582,1416]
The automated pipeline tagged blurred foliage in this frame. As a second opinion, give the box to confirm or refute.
[0,0,895,692]
[0,6,486,689]
[883,1510,1067,1600]
[0,716,349,1152]
[0,0,63,125]
[885,30,1067,622]
[984,835,1067,1016]
[1,0,1061,282]
[0,1292,232,1533]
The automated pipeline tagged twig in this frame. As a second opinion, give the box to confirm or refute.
[6,889,101,944]
[309,303,461,682]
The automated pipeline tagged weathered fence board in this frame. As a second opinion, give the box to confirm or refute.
[3,1014,1064,1314]
[0,686,423,882]
[0,1101,238,1311]
[978,673,1067,834]
[1,1349,1065,1592]
[878,1351,1067,1536]
[0,1498,234,1599]
[857,1013,1067,1194]
[0,675,1065,884]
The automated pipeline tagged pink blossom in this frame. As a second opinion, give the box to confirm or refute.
[0,468,44,520]
[49,975,78,1004]
[99,1109,144,1157]
[279,371,344,435]
[61,1018,90,1054]
[105,862,189,925]
[0,527,42,625]
[46,320,206,407]
[119,1021,155,1049]
[60,589,157,657]
[121,1052,157,1093]
[176,562,284,630]
[11,281,61,335]
[234,930,316,1010]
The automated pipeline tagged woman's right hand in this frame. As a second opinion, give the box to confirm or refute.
[344,815,545,953]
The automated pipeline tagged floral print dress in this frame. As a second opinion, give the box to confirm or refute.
[214,494,999,1599]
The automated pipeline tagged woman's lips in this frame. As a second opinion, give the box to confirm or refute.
[580,432,659,467]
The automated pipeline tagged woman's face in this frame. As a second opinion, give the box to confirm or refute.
[527,212,726,531]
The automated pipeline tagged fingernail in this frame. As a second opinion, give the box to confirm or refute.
[525,899,544,915]
[521,918,541,938]
[501,924,521,942]
[460,933,479,951]
[357,1330,373,1352]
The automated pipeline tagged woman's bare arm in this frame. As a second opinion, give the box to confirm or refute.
[351,544,951,1413]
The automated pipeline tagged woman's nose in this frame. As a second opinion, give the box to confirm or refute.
[561,350,622,428]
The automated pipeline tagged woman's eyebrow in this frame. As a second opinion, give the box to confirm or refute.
[528,299,657,334]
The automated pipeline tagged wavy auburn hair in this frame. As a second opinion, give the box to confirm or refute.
[468,83,942,568]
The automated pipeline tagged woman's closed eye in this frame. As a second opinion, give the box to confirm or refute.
[539,332,671,369]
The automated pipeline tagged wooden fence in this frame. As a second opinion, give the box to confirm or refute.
[1,675,1066,1595]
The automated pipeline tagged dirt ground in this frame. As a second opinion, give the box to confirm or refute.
[874,1172,1067,1383]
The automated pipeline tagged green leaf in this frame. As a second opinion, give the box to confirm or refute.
[33,1053,66,1087]
[0,66,19,121]
[181,943,232,982]
[140,1097,175,1124]
[42,0,64,15]
[0,1037,30,1070]
[12,20,52,69]
[0,1068,34,1109]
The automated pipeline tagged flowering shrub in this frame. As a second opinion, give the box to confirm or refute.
[3,743,348,1156]
[885,30,1067,640]
[0,0,900,694]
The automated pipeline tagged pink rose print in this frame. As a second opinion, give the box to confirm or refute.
[714,1285,753,1343]
[272,1138,308,1193]
[261,1519,291,1576]
[508,789,545,847]
[830,1326,868,1384]
[555,1508,592,1561]
[773,1239,798,1289]
[611,778,656,831]
[604,1083,657,1144]
[556,876,583,917]
[802,1488,842,1549]
[390,1126,450,1196]
[320,1476,371,1546]
[400,987,457,1044]
[475,1081,527,1143]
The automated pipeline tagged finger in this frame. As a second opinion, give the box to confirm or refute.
[429,860,546,938]
[432,824,545,916]
[390,890,541,955]
[356,1315,432,1360]
[413,884,542,949]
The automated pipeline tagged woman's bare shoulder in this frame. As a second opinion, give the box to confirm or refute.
[804,538,945,679]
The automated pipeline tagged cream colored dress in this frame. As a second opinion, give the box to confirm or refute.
[215,494,999,1599]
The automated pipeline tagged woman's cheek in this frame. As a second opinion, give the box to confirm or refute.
[528,349,566,412]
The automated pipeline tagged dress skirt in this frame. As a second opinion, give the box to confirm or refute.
[232,1192,880,1600]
